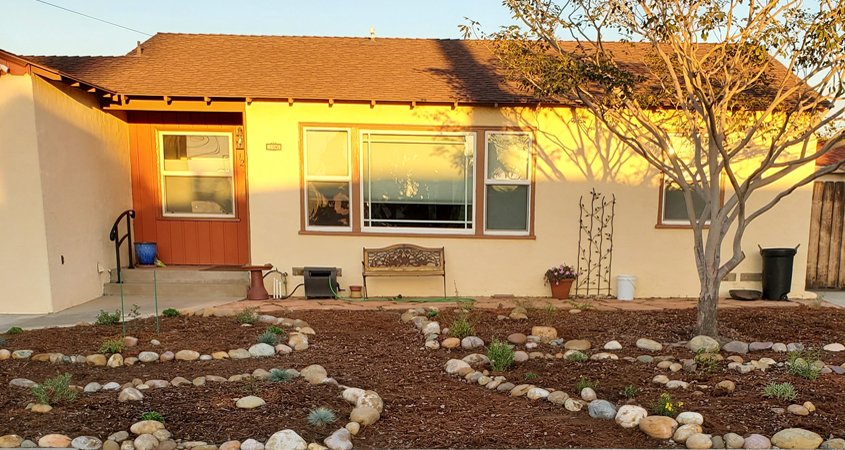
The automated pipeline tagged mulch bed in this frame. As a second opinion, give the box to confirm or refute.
[0,305,844,448]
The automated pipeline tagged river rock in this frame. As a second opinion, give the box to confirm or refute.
[32,404,52,413]
[236,396,266,409]
[674,424,703,443]
[131,420,165,435]
[509,306,528,320]
[508,333,527,344]
[686,433,713,449]
[9,378,37,388]
[771,428,823,449]
[138,352,159,363]
[723,341,749,354]
[637,338,663,352]
[580,387,597,401]
[241,440,264,450]
[301,365,328,384]
[229,348,251,359]
[688,335,720,352]
[564,398,585,412]
[677,411,704,425]
[788,404,810,416]
[12,350,33,359]
[444,359,471,375]
[514,351,529,362]
[615,405,648,428]
[118,387,143,402]
[547,391,569,405]
[639,416,678,439]
[175,350,200,361]
[71,436,103,450]
[350,406,380,426]
[588,399,617,419]
[461,336,484,349]
[749,342,773,352]
[526,388,550,400]
[824,343,845,352]
[219,441,240,450]
[422,321,441,335]
[441,337,460,349]
[323,428,352,450]
[0,435,24,448]
[248,343,275,357]
[531,326,558,342]
[723,433,744,449]
[604,340,623,350]
[821,439,845,449]
[742,434,771,449]
[38,434,71,448]
[564,339,591,351]
[133,434,158,450]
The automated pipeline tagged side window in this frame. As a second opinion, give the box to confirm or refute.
[485,132,532,234]
[303,129,351,230]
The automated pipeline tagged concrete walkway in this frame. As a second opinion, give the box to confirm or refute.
[0,294,241,331]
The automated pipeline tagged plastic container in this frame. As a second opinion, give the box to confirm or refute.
[616,275,637,300]
[760,247,798,300]
[134,242,157,266]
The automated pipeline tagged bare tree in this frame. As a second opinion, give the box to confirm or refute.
[465,0,845,336]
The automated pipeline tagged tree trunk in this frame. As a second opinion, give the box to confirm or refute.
[696,288,719,336]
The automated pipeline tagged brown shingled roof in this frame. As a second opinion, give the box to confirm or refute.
[19,33,801,106]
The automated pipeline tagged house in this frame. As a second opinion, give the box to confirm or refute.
[0,33,816,314]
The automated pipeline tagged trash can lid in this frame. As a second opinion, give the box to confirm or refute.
[760,247,797,257]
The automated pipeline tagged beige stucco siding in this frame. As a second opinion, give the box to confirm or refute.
[31,77,132,312]
[0,74,53,313]
[254,102,812,299]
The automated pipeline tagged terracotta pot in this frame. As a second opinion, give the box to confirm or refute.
[549,278,574,299]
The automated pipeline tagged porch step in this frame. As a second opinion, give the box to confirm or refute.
[104,268,249,298]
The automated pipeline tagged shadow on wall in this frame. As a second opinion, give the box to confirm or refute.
[418,39,655,187]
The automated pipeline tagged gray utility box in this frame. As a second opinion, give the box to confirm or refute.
[303,267,339,299]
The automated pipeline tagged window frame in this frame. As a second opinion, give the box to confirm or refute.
[302,127,354,232]
[483,130,533,236]
[157,130,236,219]
[359,129,477,235]
[656,174,724,228]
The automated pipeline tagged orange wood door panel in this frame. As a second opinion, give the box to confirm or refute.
[128,112,249,266]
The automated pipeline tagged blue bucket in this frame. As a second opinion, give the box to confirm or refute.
[135,242,157,265]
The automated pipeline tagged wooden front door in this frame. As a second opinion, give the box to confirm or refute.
[806,180,845,289]
[128,112,249,265]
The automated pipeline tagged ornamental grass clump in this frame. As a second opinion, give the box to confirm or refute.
[307,407,337,427]
[162,308,181,318]
[487,339,515,371]
[235,307,259,325]
[269,369,294,383]
[0,336,6,347]
[762,382,797,401]
[6,326,23,335]
[265,325,286,337]
[448,314,475,339]
[575,375,598,391]
[787,349,823,381]
[621,384,641,399]
[257,330,278,346]
[95,309,121,326]
[32,373,76,406]
[566,351,588,362]
[653,392,683,417]
[140,411,165,422]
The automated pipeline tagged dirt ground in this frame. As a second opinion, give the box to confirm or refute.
[1,305,844,448]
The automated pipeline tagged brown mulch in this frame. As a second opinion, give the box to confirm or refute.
[0,306,844,448]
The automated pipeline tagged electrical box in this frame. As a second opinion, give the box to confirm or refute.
[303,266,339,299]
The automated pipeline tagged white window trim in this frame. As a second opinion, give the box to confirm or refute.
[359,130,476,235]
[158,131,236,219]
[483,131,532,236]
[303,127,353,232]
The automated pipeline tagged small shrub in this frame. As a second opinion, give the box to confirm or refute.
[140,411,165,422]
[762,382,797,401]
[487,339,515,371]
[31,373,76,406]
[95,309,121,325]
[566,351,588,362]
[621,384,641,399]
[265,325,286,336]
[7,326,23,335]
[426,309,439,319]
[0,336,6,347]
[575,376,598,392]
[787,349,823,381]
[98,338,125,354]
[269,369,294,383]
[524,372,539,381]
[694,349,720,374]
[448,314,475,339]
[162,308,181,318]
[652,392,683,417]
[235,307,259,325]
[307,407,337,427]
[257,330,278,346]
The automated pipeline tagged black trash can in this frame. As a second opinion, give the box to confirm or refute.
[760,247,798,300]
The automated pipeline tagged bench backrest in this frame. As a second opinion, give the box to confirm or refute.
[363,244,445,275]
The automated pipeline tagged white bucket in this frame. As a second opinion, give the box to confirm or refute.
[616,275,637,301]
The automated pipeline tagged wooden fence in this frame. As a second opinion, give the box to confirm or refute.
[806,181,845,289]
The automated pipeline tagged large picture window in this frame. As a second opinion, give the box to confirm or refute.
[303,128,352,230]
[361,132,475,232]
[485,132,532,234]
[159,132,235,217]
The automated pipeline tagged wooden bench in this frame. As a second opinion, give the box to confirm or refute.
[362,244,446,298]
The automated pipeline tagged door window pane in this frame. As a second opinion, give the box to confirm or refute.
[163,176,234,215]
[306,181,351,227]
[486,185,529,230]
[163,134,231,173]
[362,132,474,230]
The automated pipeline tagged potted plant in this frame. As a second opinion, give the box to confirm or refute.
[544,263,577,299]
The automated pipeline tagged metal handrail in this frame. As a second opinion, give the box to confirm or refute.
[109,209,136,283]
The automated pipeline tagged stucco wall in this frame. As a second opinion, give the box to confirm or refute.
[245,102,813,299]
[31,77,132,312]
[0,74,53,313]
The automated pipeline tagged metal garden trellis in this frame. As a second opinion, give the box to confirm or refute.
[575,189,616,298]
